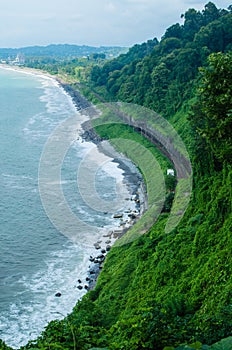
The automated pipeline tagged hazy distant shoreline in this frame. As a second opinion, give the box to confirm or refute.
[0,63,56,79]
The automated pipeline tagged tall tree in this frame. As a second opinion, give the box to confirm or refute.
[191,52,232,165]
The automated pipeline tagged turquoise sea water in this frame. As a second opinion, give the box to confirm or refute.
[0,68,136,348]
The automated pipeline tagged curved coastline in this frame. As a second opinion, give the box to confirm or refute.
[57,81,149,289]
[0,63,148,291]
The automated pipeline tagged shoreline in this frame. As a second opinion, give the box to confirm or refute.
[0,63,57,82]
[0,63,148,292]
[58,81,148,290]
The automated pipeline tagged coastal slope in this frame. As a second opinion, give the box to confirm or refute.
[0,2,231,350]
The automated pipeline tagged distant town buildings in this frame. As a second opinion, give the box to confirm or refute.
[1,53,25,66]
[13,53,25,65]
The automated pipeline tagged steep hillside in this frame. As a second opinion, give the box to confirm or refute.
[0,2,231,350]
[89,2,232,118]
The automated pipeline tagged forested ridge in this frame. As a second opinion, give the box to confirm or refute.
[1,2,232,349]
[0,44,126,60]
[89,2,232,117]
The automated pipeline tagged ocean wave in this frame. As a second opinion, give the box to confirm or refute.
[1,173,36,191]
[0,242,94,348]
[0,68,143,349]
[39,79,77,116]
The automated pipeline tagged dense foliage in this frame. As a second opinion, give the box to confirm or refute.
[88,2,232,118]
[189,52,232,166]
[0,2,231,350]
[0,44,126,77]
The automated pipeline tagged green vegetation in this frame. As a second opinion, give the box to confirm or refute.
[189,52,232,165]
[94,121,169,245]
[0,44,126,78]
[87,2,232,119]
[0,44,126,60]
[0,2,231,350]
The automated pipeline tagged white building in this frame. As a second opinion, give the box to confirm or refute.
[12,53,25,65]
[167,169,175,176]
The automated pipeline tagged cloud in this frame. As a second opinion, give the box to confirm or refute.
[105,2,117,13]
[184,0,206,3]
[0,0,230,47]
[183,0,230,7]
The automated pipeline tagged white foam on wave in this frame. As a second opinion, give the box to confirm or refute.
[0,68,142,349]
[74,140,125,183]
[23,111,56,140]
[0,242,96,348]
[38,78,77,117]
[1,173,36,191]
[22,74,84,142]
[2,173,33,180]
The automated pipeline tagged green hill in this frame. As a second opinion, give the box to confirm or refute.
[1,2,231,350]
[0,44,126,59]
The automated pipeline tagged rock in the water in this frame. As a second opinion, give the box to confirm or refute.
[113,229,123,238]
[94,243,101,250]
[106,245,111,252]
[120,221,126,226]
[97,254,105,259]
[55,292,62,297]
[113,213,123,218]
[78,279,82,283]
[77,285,83,290]
[128,213,137,219]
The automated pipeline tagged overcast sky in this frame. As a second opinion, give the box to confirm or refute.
[0,0,230,48]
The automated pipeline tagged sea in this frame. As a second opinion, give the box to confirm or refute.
[0,67,139,348]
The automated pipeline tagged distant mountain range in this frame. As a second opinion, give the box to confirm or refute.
[0,44,127,59]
